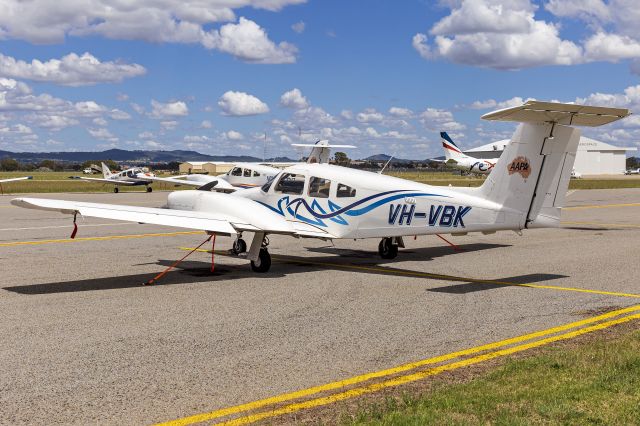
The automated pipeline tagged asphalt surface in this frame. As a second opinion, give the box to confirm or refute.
[0,189,639,424]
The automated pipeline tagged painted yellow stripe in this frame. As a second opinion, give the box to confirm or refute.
[564,202,640,210]
[155,304,640,426]
[0,231,201,247]
[562,221,640,229]
[180,247,640,299]
[218,313,640,426]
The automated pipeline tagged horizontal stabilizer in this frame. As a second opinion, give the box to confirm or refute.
[291,143,356,148]
[482,101,630,127]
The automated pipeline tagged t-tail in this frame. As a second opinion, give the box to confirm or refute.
[477,101,630,229]
[291,140,356,164]
[440,131,469,162]
[101,162,113,179]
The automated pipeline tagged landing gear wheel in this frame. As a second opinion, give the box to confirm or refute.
[146,186,153,193]
[378,237,398,259]
[113,187,119,193]
[250,248,271,273]
[232,238,247,254]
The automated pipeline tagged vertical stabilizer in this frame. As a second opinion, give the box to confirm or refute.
[101,162,113,179]
[440,132,469,162]
[479,101,630,229]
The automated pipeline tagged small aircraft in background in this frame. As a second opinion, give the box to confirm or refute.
[69,162,155,193]
[0,176,32,194]
[148,140,356,192]
[436,131,500,175]
[147,163,280,192]
[12,101,629,276]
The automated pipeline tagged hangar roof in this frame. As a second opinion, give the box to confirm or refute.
[464,136,636,154]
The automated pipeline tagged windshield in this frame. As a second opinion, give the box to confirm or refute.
[261,174,277,192]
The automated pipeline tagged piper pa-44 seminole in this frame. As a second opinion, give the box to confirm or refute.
[12,101,630,275]
[146,140,355,192]
[437,131,500,175]
[69,162,156,193]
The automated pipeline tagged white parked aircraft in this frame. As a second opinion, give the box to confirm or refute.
[147,163,280,192]
[12,102,630,275]
[438,131,500,175]
[70,162,155,193]
[147,140,355,191]
[0,176,32,194]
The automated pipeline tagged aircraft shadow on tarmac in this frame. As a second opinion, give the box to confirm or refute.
[3,242,567,295]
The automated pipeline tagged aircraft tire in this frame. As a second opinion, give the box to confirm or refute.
[250,248,271,273]
[147,186,153,192]
[114,187,119,193]
[378,238,398,259]
[232,238,247,254]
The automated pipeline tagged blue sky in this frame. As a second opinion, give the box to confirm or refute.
[1,0,639,159]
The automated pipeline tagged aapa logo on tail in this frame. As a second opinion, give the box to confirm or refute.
[508,156,531,179]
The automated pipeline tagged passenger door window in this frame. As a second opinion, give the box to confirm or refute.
[308,177,331,198]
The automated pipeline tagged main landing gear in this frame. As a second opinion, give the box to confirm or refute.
[146,186,153,193]
[231,235,247,254]
[250,236,271,273]
[113,186,119,193]
[378,237,399,259]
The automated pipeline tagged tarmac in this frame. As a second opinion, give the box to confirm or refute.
[0,189,639,424]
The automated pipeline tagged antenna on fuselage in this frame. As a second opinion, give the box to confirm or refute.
[379,153,395,174]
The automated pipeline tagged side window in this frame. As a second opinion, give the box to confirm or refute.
[231,167,242,176]
[308,177,331,198]
[253,170,260,177]
[274,173,305,195]
[243,168,252,177]
[337,183,356,198]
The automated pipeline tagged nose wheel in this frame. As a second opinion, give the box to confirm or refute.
[113,186,119,193]
[232,237,247,254]
[378,237,398,259]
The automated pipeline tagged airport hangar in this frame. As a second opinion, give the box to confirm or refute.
[464,136,636,175]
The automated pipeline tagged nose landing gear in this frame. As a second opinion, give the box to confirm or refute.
[250,236,271,273]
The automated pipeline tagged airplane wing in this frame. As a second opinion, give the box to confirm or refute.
[0,176,32,183]
[69,176,138,185]
[145,175,236,191]
[10,197,335,238]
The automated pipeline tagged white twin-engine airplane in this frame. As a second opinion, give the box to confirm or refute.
[146,140,355,192]
[70,162,156,193]
[440,131,500,174]
[12,101,629,275]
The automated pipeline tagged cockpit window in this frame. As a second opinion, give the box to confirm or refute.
[231,167,242,176]
[337,183,356,198]
[308,177,331,198]
[274,173,305,195]
[243,168,251,177]
[261,175,276,192]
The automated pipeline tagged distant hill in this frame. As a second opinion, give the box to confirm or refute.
[363,154,419,164]
[0,148,294,164]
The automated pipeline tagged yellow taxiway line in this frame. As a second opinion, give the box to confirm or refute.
[156,304,640,426]
[180,247,640,300]
[561,220,640,229]
[563,202,640,210]
[0,231,202,247]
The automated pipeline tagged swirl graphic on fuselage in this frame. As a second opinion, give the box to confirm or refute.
[257,190,447,227]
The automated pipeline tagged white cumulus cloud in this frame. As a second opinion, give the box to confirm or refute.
[218,90,269,116]
[0,52,145,86]
[280,88,309,109]
[150,100,188,119]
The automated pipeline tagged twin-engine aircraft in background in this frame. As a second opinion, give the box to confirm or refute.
[437,131,500,175]
[147,140,356,192]
[69,162,156,193]
[12,102,630,275]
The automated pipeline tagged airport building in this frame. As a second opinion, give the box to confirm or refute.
[179,161,235,174]
[464,136,637,175]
